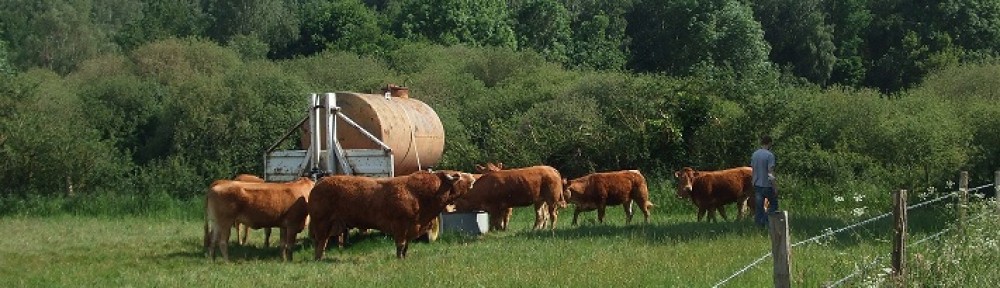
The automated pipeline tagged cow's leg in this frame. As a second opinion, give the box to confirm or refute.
[547,202,558,230]
[572,208,582,225]
[718,206,730,221]
[311,220,332,261]
[217,221,233,261]
[503,208,513,230]
[622,201,634,224]
[533,203,546,230]
[735,196,749,220]
[394,236,409,259]
[279,226,290,261]
[697,208,707,222]
[263,228,272,248]
[488,210,503,231]
[597,206,607,224]
[238,223,248,245]
[706,209,717,223]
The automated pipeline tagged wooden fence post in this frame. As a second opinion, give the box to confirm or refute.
[959,171,969,231]
[892,189,908,285]
[994,170,999,217]
[769,211,791,288]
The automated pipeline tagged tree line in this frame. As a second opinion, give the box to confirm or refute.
[3,0,1000,91]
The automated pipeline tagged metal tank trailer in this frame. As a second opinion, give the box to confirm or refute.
[263,85,484,240]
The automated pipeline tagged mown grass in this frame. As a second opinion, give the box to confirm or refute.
[2,191,990,287]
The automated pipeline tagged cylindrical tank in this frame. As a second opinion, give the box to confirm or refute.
[301,87,445,176]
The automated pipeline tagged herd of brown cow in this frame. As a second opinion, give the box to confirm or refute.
[203,164,758,261]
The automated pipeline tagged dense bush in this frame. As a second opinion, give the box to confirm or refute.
[1,37,999,216]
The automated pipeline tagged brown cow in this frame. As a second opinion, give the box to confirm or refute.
[452,165,565,231]
[308,170,476,259]
[204,177,314,261]
[232,174,271,247]
[673,167,753,222]
[564,170,654,225]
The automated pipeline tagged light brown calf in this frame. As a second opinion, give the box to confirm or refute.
[204,177,314,261]
[673,167,753,222]
[564,170,654,225]
[452,165,565,230]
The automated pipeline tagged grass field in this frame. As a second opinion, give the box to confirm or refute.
[3,190,992,288]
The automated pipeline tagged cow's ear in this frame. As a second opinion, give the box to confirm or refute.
[562,178,568,185]
[673,171,680,178]
[444,173,460,182]
[497,162,504,169]
[475,164,485,172]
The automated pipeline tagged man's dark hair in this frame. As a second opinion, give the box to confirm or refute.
[760,135,773,146]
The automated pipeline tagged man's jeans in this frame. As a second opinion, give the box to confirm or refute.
[754,186,778,227]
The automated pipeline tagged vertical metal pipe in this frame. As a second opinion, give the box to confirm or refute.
[310,93,320,170]
[325,93,335,174]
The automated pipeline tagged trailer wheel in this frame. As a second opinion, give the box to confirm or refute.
[416,216,440,242]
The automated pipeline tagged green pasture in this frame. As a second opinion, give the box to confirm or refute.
[2,190,993,287]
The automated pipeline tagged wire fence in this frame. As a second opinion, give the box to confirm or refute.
[712,182,997,288]
[826,203,996,287]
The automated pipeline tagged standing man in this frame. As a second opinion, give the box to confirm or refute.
[751,135,778,227]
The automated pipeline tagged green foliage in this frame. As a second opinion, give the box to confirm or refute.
[626,0,771,80]
[513,0,572,64]
[393,0,517,48]
[113,0,209,51]
[912,63,1000,182]
[751,0,836,85]
[937,0,1000,55]
[203,0,300,54]
[824,0,872,87]
[281,50,397,92]
[564,0,631,70]
[284,0,395,57]
[0,30,14,75]
[0,0,114,74]
[0,69,130,198]
[776,86,970,188]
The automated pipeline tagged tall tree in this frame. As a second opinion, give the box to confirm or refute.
[392,0,517,48]
[566,0,631,70]
[0,0,111,74]
[626,0,770,79]
[513,0,573,64]
[866,0,962,92]
[280,0,393,58]
[752,0,836,85]
[0,34,13,75]
[203,0,300,55]
[114,0,210,51]
[937,0,1000,56]
[823,0,872,87]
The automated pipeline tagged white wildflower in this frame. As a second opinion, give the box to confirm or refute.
[947,180,955,188]
[834,196,845,202]
[854,194,865,202]
[853,207,867,217]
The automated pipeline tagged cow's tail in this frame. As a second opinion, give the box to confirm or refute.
[203,195,214,252]
[632,170,654,211]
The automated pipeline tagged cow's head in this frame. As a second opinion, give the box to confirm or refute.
[439,171,476,201]
[673,167,699,198]
[562,178,579,203]
[474,162,504,174]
